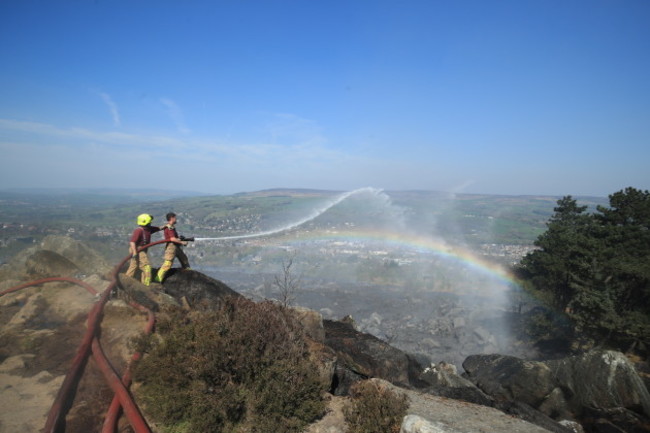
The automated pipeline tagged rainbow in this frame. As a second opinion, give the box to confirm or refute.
[273,228,522,289]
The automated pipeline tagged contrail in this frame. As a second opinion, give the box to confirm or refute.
[195,187,381,241]
[99,92,121,127]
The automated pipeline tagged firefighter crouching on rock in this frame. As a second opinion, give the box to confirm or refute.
[126,213,161,286]
[154,212,191,283]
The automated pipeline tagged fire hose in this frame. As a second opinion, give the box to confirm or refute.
[0,239,169,433]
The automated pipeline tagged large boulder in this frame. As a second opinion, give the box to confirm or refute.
[25,250,80,279]
[463,351,650,433]
[381,378,557,433]
[117,275,167,311]
[0,236,110,282]
[323,318,424,395]
[0,245,40,281]
[547,350,650,432]
[158,269,240,308]
[418,361,494,407]
[461,355,575,432]
[117,269,241,311]
[40,235,111,276]
[462,354,557,407]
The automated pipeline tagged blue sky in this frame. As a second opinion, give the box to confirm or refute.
[1,0,648,197]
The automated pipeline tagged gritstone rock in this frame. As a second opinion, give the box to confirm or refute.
[157,268,240,308]
[463,350,650,433]
[40,235,111,276]
[400,414,463,433]
[418,361,493,406]
[323,318,424,395]
[463,354,556,407]
[25,250,80,279]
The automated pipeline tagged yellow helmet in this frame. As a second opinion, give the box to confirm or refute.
[137,214,153,226]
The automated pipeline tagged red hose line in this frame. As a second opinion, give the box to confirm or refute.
[99,241,166,433]
[91,338,152,433]
[101,306,155,433]
[1,276,105,432]
[100,241,165,433]
[0,276,98,297]
[2,240,168,433]
[40,240,167,433]
[43,277,115,433]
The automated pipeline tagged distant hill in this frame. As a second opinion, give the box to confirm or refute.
[234,188,341,197]
[0,187,608,246]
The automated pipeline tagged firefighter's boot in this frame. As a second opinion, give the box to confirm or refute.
[156,260,173,283]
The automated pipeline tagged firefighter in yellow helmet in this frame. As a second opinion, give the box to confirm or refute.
[125,214,161,286]
[154,212,191,283]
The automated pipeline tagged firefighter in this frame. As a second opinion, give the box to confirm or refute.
[125,213,161,286]
[154,212,191,283]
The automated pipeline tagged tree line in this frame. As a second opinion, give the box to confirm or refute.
[516,187,650,350]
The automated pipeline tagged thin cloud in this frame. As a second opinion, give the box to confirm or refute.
[160,97,191,134]
[99,92,121,127]
[0,117,343,165]
[0,118,185,150]
[0,115,394,193]
[263,112,327,147]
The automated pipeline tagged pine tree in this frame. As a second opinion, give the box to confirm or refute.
[518,188,650,347]
[519,196,595,310]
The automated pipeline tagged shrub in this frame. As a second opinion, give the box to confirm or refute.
[134,298,326,433]
[344,380,409,433]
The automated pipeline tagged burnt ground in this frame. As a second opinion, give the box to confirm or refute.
[0,281,149,433]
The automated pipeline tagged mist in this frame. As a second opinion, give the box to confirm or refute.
[194,187,538,368]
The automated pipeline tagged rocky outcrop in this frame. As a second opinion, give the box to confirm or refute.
[323,318,425,395]
[400,414,464,433]
[463,351,650,433]
[383,378,556,433]
[118,267,243,312]
[3,237,649,433]
[39,235,111,276]
[0,238,241,433]
[547,350,650,433]
[416,356,569,433]
[463,354,557,407]
[418,361,493,406]
[157,268,241,308]
[548,351,650,416]
[0,235,110,284]
[0,280,133,433]
[25,250,80,278]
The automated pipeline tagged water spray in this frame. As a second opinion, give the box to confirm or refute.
[194,187,383,242]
